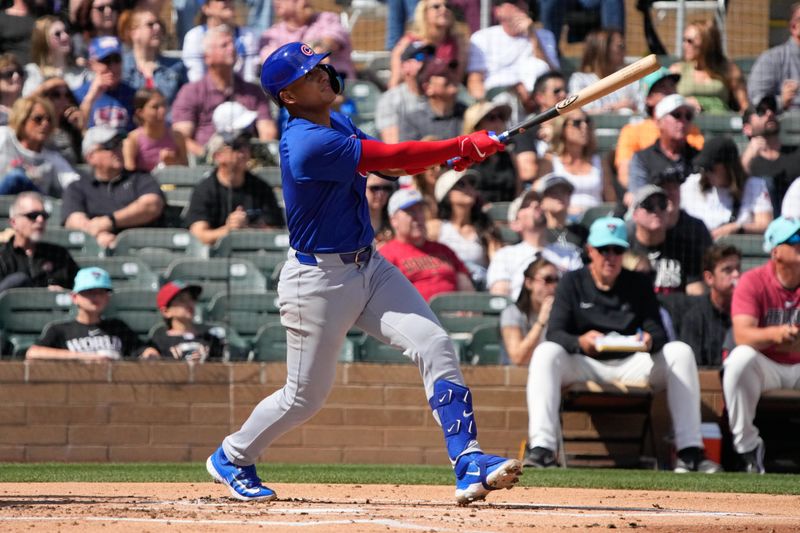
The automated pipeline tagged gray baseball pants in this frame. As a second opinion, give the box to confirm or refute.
[223,250,466,465]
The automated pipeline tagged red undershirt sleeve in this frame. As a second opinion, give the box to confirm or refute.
[357,139,462,174]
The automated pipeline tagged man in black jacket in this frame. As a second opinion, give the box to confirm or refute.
[524,216,720,473]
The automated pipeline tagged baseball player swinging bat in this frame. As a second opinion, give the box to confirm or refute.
[446,53,661,168]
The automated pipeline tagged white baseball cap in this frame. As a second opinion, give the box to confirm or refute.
[388,189,424,216]
[654,94,692,120]
[212,101,258,142]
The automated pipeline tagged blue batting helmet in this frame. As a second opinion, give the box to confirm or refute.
[260,42,343,104]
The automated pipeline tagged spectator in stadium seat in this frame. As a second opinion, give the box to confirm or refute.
[487,189,582,299]
[72,0,122,65]
[669,20,749,114]
[0,96,81,197]
[681,136,773,238]
[0,53,26,126]
[0,191,79,293]
[259,0,355,81]
[398,59,466,141]
[123,88,188,172]
[461,101,518,202]
[74,37,137,132]
[466,0,557,102]
[376,42,432,144]
[782,178,800,218]
[627,184,709,296]
[185,106,283,246]
[380,188,475,301]
[514,71,568,186]
[615,68,704,191]
[27,266,159,361]
[388,0,468,90]
[537,0,625,56]
[724,217,800,473]
[183,0,260,84]
[0,0,37,66]
[365,173,395,249]
[428,169,502,290]
[172,26,276,157]
[31,77,85,166]
[740,95,800,216]
[680,244,741,368]
[568,29,639,115]
[121,7,189,106]
[148,280,226,362]
[537,110,606,219]
[62,125,165,249]
[525,216,720,473]
[535,173,588,248]
[628,94,700,195]
[747,3,800,112]
[23,16,90,96]
[386,0,419,50]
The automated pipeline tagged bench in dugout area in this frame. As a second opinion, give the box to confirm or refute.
[556,380,656,469]
[751,389,800,473]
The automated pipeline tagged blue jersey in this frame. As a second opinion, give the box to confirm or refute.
[280,111,374,253]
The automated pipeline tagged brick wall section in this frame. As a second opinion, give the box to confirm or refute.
[0,361,724,463]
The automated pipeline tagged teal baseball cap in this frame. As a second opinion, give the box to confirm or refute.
[73,267,113,293]
[640,67,680,96]
[763,216,800,252]
[587,216,629,249]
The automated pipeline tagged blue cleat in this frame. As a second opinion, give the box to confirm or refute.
[454,452,522,505]
[206,446,277,502]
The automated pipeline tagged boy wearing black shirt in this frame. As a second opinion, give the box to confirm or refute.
[27,267,158,361]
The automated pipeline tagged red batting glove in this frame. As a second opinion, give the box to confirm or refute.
[457,130,505,163]
[451,157,475,171]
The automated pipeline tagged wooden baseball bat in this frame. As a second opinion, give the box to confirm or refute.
[447,54,661,167]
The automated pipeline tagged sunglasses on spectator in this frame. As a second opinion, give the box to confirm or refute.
[683,37,697,46]
[595,245,626,256]
[0,69,23,81]
[367,185,394,193]
[639,196,668,213]
[19,210,49,221]
[669,109,694,122]
[534,275,560,285]
[28,113,52,125]
[46,88,71,99]
[568,117,591,127]
[92,3,117,12]
[755,103,776,116]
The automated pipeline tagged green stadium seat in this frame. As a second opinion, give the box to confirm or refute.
[244,252,287,290]
[499,225,521,245]
[41,227,103,258]
[591,113,634,130]
[694,113,743,136]
[211,229,291,256]
[250,166,282,188]
[429,292,509,340]
[733,57,757,77]
[485,201,511,224]
[579,202,619,229]
[105,289,161,341]
[715,234,768,257]
[0,288,75,358]
[162,187,194,207]
[152,165,214,187]
[465,324,503,365]
[163,258,268,305]
[205,290,281,342]
[344,79,381,121]
[251,323,359,362]
[112,228,206,274]
[75,256,159,290]
[358,335,410,364]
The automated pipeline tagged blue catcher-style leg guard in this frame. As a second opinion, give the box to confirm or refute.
[429,379,523,505]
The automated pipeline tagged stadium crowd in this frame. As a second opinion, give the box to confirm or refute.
[0,0,798,474]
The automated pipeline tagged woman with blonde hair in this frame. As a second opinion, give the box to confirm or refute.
[24,16,90,95]
[0,95,80,196]
[568,29,638,114]
[669,20,749,114]
[388,0,468,88]
[0,54,25,126]
[537,110,608,219]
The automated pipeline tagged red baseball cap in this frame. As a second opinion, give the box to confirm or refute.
[157,280,202,309]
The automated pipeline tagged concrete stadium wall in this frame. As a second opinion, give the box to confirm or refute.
[0,362,724,464]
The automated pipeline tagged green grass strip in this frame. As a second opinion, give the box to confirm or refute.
[0,463,798,495]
